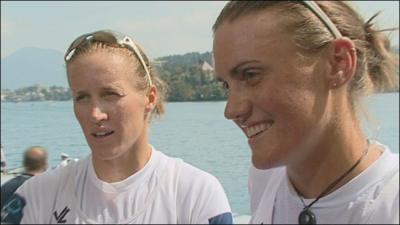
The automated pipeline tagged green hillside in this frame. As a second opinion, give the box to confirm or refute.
[2,48,398,102]
[155,51,226,101]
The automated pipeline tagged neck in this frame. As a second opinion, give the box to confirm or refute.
[92,136,152,183]
[286,106,379,198]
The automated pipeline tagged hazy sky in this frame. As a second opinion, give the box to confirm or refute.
[1,1,399,59]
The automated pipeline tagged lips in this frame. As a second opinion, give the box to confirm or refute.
[241,121,273,138]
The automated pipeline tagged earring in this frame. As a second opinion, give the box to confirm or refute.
[331,70,344,88]
[337,70,344,79]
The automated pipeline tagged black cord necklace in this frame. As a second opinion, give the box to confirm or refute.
[297,139,370,224]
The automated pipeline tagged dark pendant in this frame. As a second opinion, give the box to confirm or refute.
[298,208,316,224]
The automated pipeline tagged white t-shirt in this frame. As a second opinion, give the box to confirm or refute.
[2,147,233,224]
[55,159,70,169]
[249,141,399,224]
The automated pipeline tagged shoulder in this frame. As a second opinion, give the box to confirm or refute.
[1,175,31,194]
[179,159,224,192]
[160,155,232,224]
[373,140,398,163]
[3,158,86,224]
[248,165,284,195]
[173,159,230,215]
[366,170,399,224]
[364,142,399,223]
[249,164,284,180]
[17,158,85,201]
[26,160,76,186]
[1,175,30,210]
[248,165,285,214]
[2,175,28,188]
[1,171,62,224]
[153,149,223,189]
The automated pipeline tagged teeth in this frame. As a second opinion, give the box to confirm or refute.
[94,131,112,136]
[245,123,272,138]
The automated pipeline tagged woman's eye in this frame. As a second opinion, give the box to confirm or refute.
[75,95,87,102]
[104,92,123,99]
[222,81,229,90]
[107,92,119,96]
[242,69,262,85]
[244,71,257,79]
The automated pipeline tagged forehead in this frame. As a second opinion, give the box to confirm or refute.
[219,8,288,44]
[215,9,290,46]
[68,48,135,71]
[213,10,294,69]
[67,50,138,87]
[72,45,134,63]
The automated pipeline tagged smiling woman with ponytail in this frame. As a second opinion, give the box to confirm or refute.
[212,1,398,224]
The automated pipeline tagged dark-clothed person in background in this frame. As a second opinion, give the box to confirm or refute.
[1,146,48,209]
[1,145,6,173]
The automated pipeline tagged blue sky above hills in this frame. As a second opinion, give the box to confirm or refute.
[1,1,399,59]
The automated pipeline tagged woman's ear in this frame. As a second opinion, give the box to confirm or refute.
[145,85,157,112]
[327,37,357,89]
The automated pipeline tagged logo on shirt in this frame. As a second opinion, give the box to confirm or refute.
[1,194,26,224]
[53,206,70,223]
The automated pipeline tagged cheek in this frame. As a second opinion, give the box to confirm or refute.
[261,85,318,130]
[116,99,146,122]
[275,88,326,143]
[73,105,89,129]
[73,104,83,121]
[283,91,318,124]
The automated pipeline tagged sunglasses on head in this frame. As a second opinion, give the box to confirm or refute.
[64,30,153,86]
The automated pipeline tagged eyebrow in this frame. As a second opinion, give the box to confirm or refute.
[72,85,124,95]
[73,90,88,97]
[102,86,123,93]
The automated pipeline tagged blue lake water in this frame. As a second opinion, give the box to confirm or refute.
[1,92,399,215]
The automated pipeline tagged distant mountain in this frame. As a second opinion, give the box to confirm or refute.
[2,45,396,92]
[1,47,67,90]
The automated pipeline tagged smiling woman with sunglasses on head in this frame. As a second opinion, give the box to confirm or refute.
[1,30,233,224]
[213,1,399,224]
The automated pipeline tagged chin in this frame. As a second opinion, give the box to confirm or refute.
[251,153,282,170]
[92,151,120,162]
[90,145,118,160]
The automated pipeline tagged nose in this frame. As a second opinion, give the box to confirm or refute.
[224,91,250,123]
[90,105,108,125]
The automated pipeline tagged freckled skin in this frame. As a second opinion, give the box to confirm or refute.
[213,12,332,169]
[67,50,150,162]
